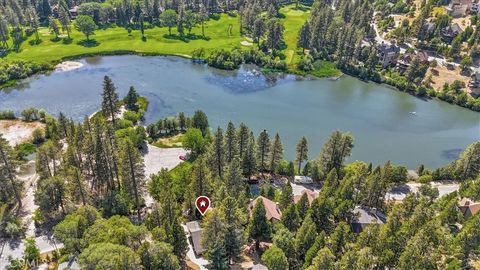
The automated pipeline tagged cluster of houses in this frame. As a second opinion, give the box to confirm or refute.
[185,185,480,268]
[377,42,430,71]
[447,0,480,17]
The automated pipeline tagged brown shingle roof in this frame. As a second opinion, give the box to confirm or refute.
[249,196,282,221]
[459,198,480,218]
[294,189,319,205]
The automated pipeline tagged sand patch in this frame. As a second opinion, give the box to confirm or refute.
[241,40,253,46]
[55,61,84,72]
[0,120,45,146]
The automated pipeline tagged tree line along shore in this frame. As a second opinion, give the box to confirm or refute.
[1,0,480,111]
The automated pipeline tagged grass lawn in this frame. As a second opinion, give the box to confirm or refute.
[152,133,185,148]
[4,4,340,77]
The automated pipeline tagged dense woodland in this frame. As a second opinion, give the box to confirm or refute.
[0,76,479,269]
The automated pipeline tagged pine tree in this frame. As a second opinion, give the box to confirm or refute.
[225,157,244,197]
[281,205,300,232]
[257,130,270,172]
[296,192,310,221]
[297,22,310,54]
[237,123,250,159]
[190,157,213,198]
[318,131,354,175]
[124,86,139,111]
[248,200,271,249]
[270,133,283,173]
[101,76,120,124]
[221,197,245,263]
[209,127,225,179]
[279,182,294,210]
[0,136,22,207]
[294,214,317,261]
[224,122,237,163]
[119,138,146,221]
[242,132,257,180]
[296,137,308,174]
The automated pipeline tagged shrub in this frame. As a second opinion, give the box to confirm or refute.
[115,119,134,130]
[32,128,45,144]
[419,174,433,183]
[123,111,140,124]
[0,110,16,120]
[21,107,39,122]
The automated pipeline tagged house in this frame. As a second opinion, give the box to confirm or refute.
[350,206,387,233]
[250,264,269,270]
[468,72,480,96]
[459,198,480,218]
[447,0,472,17]
[441,23,462,42]
[377,42,400,67]
[249,196,282,222]
[294,175,313,184]
[69,6,79,19]
[186,221,205,256]
[294,189,319,205]
[396,51,430,73]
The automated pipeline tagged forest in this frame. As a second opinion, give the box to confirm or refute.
[0,76,479,269]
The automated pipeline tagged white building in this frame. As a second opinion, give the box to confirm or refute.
[294,175,313,184]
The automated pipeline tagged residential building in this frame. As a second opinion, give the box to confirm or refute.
[396,51,430,73]
[294,175,313,184]
[294,189,319,205]
[249,196,282,222]
[186,221,205,256]
[468,72,480,96]
[69,6,79,19]
[351,206,387,233]
[441,23,462,42]
[377,42,400,67]
[459,198,480,218]
[446,0,472,17]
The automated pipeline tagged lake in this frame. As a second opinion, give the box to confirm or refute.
[0,55,478,168]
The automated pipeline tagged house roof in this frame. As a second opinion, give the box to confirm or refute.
[352,206,387,225]
[459,198,480,218]
[251,264,268,270]
[294,189,319,205]
[378,42,400,54]
[249,196,282,221]
[186,221,204,255]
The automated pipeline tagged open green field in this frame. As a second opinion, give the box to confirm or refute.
[4,4,339,76]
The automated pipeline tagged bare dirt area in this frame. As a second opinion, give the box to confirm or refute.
[0,120,44,145]
[427,65,470,92]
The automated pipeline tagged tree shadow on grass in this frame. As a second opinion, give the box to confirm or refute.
[28,39,42,46]
[50,37,62,43]
[62,38,73,44]
[77,39,100,47]
[163,33,210,42]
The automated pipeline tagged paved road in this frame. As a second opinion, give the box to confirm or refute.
[387,182,460,200]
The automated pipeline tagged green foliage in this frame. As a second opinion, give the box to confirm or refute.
[78,243,142,269]
[0,111,16,120]
[75,15,97,40]
[262,245,289,270]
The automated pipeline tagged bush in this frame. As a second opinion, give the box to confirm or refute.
[32,128,45,144]
[21,107,39,122]
[16,143,36,159]
[123,111,140,124]
[0,110,16,120]
[418,174,433,183]
[115,119,134,130]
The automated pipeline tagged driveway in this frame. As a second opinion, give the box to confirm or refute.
[387,182,460,200]
[143,144,188,207]
[182,225,208,270]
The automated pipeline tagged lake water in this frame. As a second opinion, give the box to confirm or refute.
[0,55,478,168]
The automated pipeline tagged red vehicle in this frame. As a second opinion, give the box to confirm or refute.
[179,155,186,161]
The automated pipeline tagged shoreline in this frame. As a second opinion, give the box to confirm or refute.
[1,51,479,113]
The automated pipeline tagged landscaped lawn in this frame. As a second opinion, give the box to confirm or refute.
[4,4,340,76]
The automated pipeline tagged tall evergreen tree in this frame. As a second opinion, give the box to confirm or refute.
[296,136,308,174]
[119,138,146,221]
[257,130,270,172]
[101,76,120,124]
[242,132,257,180]
[0,136,22,207]
[270,133,283,173]
[224,122,238,163]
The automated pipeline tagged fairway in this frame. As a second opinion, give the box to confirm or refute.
[5,5,311,67]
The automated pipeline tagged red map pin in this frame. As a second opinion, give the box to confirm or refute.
[195,196,211,216]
